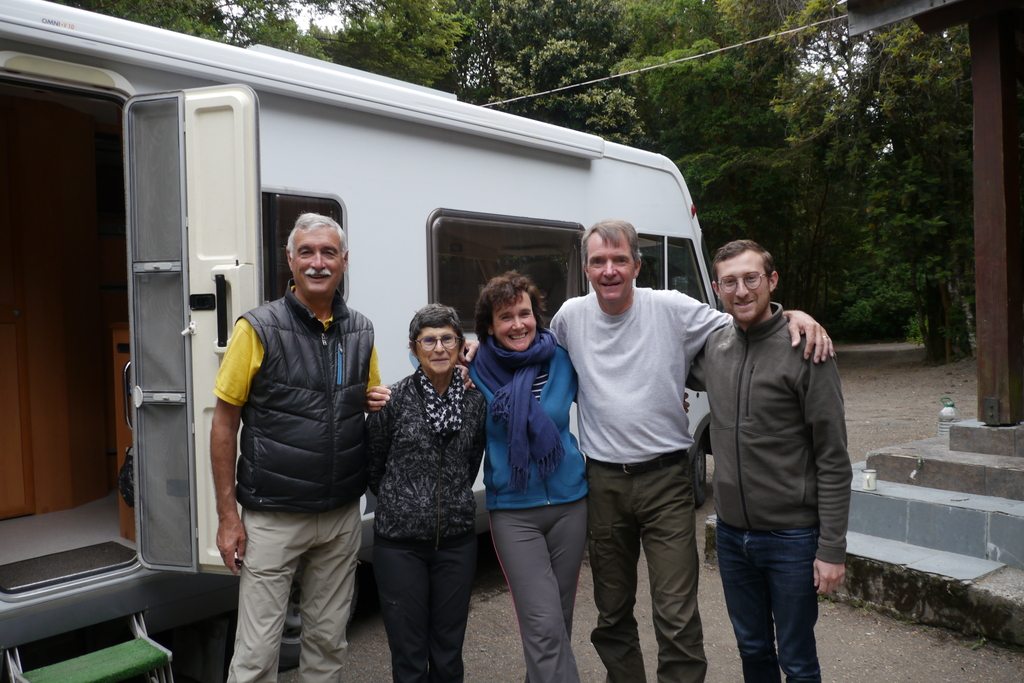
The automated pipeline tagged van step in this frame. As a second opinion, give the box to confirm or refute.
[5,614,173,683]
[17,639,168,683]
[0,542,136,594]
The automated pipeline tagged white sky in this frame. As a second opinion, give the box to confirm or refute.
[293,4,346,32]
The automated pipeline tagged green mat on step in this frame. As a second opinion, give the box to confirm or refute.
[22,639,168,683]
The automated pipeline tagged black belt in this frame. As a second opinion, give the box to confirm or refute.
[590,450,685,475]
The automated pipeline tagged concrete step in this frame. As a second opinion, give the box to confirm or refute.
[702,516,1024,647]
[849,463,1024,570]
[950,419,1024,458]
[846,531,1003,581]
[840,532,1024,647]
[865,437,1024,501]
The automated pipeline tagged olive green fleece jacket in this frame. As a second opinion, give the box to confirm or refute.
[688,303,852,564]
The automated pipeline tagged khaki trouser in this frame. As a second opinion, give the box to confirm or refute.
[228,501,361,683]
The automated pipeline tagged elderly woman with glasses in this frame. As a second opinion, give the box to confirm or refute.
[468,271,588,683]
[366,303,487,683]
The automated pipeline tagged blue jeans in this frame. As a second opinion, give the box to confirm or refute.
[716,520,821,683]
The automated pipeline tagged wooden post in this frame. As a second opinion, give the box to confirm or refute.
[969,13,1024,426]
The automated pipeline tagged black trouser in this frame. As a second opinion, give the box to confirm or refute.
[373,535,477,683]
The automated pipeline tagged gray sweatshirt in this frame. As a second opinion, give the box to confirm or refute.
[688,303,852,563]
[551,287,729,463]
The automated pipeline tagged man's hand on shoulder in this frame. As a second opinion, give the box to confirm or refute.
[782,310,835,363]
[813,558,845,595]
[217,513,246,575]
[456,339,480,390]
[460,339,479,363]
[366,385,391,413]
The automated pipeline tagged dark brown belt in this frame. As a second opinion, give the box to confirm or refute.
[590,450,685,475]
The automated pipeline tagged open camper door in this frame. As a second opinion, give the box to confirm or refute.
[124,86,260,573]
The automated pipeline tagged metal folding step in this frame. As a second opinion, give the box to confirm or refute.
[4,614,173,683]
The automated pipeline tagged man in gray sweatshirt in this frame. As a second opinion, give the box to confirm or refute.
[549,222,832,683]
[688,239,852,683]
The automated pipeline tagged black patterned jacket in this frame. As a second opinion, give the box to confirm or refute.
[365,374,486,546]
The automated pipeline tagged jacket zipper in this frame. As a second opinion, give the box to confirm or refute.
[734,336,752,528]
[435,433,443,549]
[745,363,756,418]
[322,331,335,485]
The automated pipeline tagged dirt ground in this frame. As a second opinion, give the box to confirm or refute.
[284,343,1024,683]
[836,342,978,464]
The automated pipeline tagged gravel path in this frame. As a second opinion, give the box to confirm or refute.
[283,344,1024,682]
[837,342,978,463]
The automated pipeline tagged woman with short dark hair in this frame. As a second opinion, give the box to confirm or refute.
[470,271,587,683]
[366,303,487,683]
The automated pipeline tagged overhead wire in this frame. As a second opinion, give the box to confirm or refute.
[480,14,847,108]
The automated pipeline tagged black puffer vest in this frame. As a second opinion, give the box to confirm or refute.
[236,287,373,513]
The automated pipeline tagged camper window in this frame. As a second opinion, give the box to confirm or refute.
[261,193,345,303]
[667,237,708,303]
[428,211,585,329]
[637,234,665,291]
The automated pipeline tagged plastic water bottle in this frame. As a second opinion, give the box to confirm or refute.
[937,397,963,438]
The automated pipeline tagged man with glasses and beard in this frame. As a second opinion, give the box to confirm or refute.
[688,239,851,683]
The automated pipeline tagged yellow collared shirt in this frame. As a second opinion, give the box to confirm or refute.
[214,317,381,407]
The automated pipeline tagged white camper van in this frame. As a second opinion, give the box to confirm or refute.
[0,0,717,675]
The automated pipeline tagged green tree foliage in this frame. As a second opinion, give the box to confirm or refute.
[53,0,331,56]
[775,3,974,359]
[619,0,976,360]
[619,0,857,316]
[315,0,468,87]
[453,0,644,143]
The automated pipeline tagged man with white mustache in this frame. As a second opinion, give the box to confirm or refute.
[549,220,832,683]
[210,213,390,683]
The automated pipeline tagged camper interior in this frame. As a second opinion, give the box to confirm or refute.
[0,79,135,592]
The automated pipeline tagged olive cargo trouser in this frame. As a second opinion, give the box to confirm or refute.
[586,457,707,683]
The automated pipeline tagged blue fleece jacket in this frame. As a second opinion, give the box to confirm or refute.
[470,345,587,510]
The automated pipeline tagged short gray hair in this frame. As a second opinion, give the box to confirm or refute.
[409,303,464,342]
[581,219,640,265]
[286,213,347,256]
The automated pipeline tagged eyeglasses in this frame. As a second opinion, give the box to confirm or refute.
[413,334,460,351]
[717,273,765,293]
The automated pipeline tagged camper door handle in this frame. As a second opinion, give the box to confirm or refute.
[215,274,227,348]
[122,360,133,432]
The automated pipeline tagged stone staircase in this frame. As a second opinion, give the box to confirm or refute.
[841,421,1024,645]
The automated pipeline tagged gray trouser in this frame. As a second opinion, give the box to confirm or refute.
[228,502,361,683]
[489,498,588,683]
